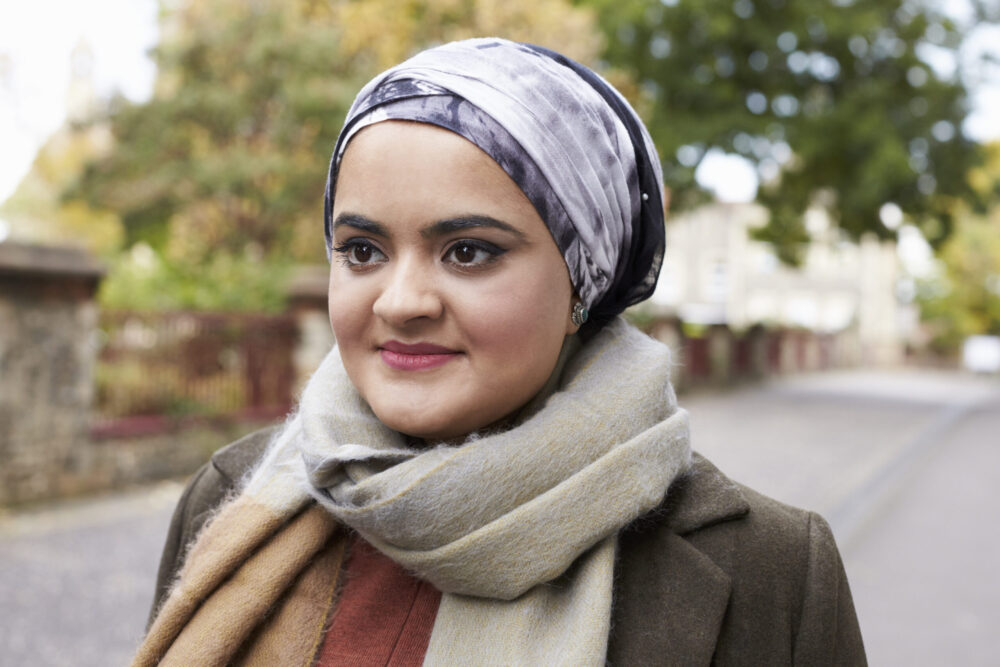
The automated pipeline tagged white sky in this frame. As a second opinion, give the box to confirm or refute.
[0,0,159,206]
[0,0,997,213]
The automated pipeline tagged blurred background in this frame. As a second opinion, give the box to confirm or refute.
[1,0,998,664]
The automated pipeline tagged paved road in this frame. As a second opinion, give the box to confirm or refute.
[1,368,997,665]
[0,482,182,666]
[840,395,1000,666]
[683,368,1000,666]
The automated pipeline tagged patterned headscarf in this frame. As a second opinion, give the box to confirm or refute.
[324,38,665,331]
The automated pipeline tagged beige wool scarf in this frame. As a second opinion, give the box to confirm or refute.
[135,318,691,667]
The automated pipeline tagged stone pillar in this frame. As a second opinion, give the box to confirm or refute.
[0,242,104,504]
[286,265,335,395]
[745,324,768,379]
[707,324,734,385]
[778,329,799,374]
[803,333,822,372]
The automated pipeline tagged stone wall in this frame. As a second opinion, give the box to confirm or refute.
[85,419,270,493]
[0,243,279,506]
[0,242,104,505]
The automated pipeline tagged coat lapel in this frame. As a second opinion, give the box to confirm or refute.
[608,453,749,666]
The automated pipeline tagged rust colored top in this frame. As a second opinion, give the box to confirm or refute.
[316,534,442,666]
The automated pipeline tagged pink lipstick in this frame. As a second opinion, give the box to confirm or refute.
[379,341,460,371]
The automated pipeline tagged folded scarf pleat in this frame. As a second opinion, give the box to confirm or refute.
[360,409,689,600]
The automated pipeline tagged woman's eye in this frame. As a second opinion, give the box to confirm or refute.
[334,240,386,267]
[444,241,503,267]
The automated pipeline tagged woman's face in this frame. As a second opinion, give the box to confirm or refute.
[329,121,578,441]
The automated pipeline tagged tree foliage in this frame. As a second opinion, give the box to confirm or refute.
[917,142,1000,350]
[333,0,602,71]
[62,0,602,310]
[69,0,355,267]
[50,0,1000,308]
[580,0,991,263]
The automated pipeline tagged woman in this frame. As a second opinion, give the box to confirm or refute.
[136,39,865,666]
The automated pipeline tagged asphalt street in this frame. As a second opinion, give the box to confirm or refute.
[0,367,997,666]
[683,368,1000,666]
[839,394,999,665]
[0,482,182,666]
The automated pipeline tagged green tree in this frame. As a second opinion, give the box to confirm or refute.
[917,142,1000,351]
[581,0,992,263]
[62,0,602,311]
[68,0,355,267]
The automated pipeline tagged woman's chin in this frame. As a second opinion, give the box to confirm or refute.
[388,421,470,444]
[372,402,493,443]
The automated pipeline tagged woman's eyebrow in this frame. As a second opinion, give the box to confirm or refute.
[421,215,527,240]
[332,213,387,236]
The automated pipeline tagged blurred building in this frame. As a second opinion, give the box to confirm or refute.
[649,202,913,365]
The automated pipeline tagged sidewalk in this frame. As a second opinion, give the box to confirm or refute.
[0,482,183,666]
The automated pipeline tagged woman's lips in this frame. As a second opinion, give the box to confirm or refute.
[379,341,460,371]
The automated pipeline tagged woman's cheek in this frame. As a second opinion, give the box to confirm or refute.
[459,273,568,362]
[328,273,375,337]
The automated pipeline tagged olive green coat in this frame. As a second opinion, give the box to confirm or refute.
[150,428,866,666]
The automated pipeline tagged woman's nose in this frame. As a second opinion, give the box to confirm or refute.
[371,257,444,325]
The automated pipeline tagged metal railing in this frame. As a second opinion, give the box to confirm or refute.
[93,310,297,437]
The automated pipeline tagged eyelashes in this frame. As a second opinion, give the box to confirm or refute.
[333,239,386,268]
[333,238,507,271]
[442,240,506,268]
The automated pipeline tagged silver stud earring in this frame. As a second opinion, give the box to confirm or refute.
[571,302,589,327]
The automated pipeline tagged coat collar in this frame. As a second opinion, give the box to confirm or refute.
[662,451,750,533]
[609,452,750,664]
